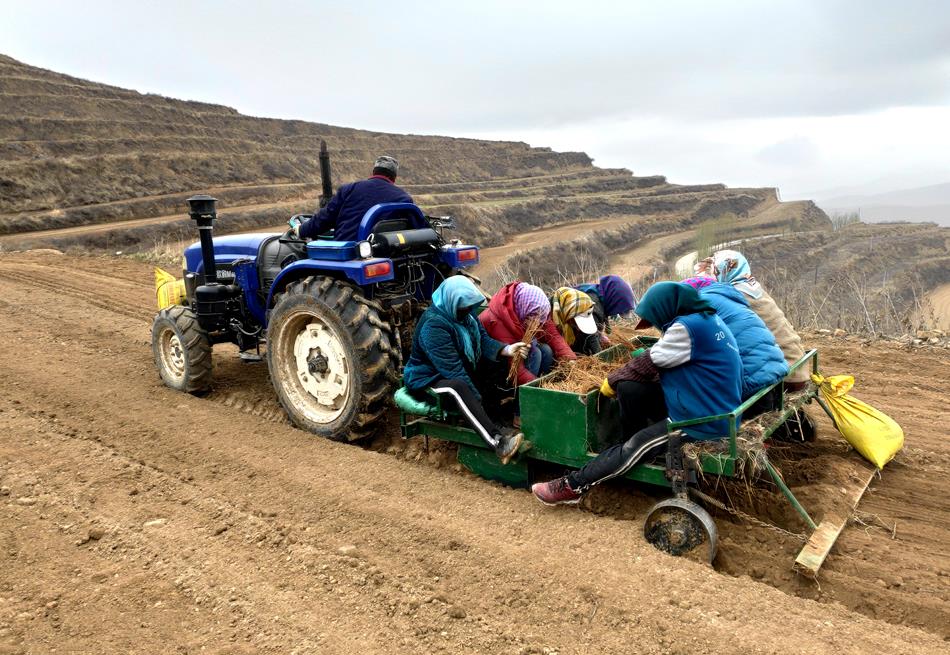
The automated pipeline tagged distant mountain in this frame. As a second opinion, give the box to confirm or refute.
[815,182,950,227]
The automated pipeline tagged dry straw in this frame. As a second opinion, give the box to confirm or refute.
[508,315,543,384]
[538,357,623,393]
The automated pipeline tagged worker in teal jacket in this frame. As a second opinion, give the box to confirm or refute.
[403,276,528,463]
[532,281,743,505]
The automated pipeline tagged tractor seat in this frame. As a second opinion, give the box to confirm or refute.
[373,218,412,234]
[258,235,306,291]
[394,387,444,418]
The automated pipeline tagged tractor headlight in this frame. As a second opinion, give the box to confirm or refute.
[358,240,373,259]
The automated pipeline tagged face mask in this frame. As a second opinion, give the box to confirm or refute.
[458,302,482,320]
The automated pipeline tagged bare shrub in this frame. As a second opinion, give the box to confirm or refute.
[743,224,950,336]
[830,211,861,231]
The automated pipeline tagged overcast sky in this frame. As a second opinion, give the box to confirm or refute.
[3,0,949,197]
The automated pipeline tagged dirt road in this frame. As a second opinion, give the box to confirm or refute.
[473,215,637,276]
[927,282,950,330]
[1,250,948,654]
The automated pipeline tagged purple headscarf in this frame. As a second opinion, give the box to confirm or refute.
[680,276,716,290]
[598,275,637,317]
[512,283,550,323]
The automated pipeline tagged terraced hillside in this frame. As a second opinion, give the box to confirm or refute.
[741,221,950,335]
[0,53,812,259]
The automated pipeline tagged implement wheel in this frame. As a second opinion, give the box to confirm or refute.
[643,497,718,564]
[267,276,396,441]
[151,306,212,394]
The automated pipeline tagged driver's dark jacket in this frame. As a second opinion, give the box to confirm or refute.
[298,175,413,242]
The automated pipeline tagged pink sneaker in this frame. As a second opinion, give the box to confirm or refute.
[532,477,582,506]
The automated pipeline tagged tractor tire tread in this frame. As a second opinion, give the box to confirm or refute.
[152,306,212,394]
[268,275,396,441]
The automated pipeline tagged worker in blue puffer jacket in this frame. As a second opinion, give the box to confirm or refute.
[681,276,788,414]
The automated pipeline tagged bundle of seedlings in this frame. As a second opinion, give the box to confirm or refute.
[606,319,658,346]
[507,315,543,384]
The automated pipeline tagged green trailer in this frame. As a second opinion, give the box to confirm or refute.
[397,342,872,574]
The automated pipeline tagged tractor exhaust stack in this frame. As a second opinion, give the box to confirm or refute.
[188,194,218,283]
[318,140,333,208]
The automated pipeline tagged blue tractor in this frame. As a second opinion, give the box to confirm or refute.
[151,173,481,441]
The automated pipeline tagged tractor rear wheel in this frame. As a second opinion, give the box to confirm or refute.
[151,306,212,394]
[267,276,396,441]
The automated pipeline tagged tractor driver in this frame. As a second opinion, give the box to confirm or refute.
[293,155,414,242]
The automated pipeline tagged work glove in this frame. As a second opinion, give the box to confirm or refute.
[288,216,303,238]
[501,342,529,358]
[599,378,616,398]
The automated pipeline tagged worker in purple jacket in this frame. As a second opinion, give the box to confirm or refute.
[294,156,413,242]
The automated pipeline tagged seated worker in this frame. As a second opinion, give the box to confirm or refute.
[575,274,638,334]
[480,281,577,385]
[293,155,413,242]
[700,250,809,390]
[551,287,601,355]
[403,276,528,464]
[681,276,788,413]
[531,281,742,506]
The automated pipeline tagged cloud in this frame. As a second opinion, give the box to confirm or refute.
[4,0,950,134]
[756,137,819,168]
[2,0,950,194]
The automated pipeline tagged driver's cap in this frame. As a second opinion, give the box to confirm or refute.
[373,155,398,176]
[574,309,598,335]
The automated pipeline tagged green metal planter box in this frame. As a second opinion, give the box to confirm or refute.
[518,344,639,462]
[400,341,822,490]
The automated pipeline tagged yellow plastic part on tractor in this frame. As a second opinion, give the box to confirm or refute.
[155,267,186,309]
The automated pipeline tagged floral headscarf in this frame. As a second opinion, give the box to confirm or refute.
[712,249,763,299]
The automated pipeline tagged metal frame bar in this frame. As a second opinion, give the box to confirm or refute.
[398,347,871,575]
[400,350,823,487]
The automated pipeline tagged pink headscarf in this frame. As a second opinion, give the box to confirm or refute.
[681,276,715,290]
[512,283,550,323]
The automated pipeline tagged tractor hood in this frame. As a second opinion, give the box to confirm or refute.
[183,232,279,275]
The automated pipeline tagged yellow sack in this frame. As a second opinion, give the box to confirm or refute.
[155,267,186,309]
[811,373,903,469]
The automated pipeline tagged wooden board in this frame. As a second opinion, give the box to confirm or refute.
[794,464,878,577]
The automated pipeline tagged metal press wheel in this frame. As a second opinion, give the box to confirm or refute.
[643,496,718,564]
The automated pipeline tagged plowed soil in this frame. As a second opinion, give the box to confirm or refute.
[1,250,948,654]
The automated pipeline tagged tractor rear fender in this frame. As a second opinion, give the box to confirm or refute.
[264,258,395,310]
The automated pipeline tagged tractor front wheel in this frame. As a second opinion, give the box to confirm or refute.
[267,276,396,441]
[151,305,213,394]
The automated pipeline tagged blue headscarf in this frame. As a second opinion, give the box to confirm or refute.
[712,250,763,300]
[430,276,485,364]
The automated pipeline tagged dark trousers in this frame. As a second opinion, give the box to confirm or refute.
[566,381,670,491]
[411,378,500,448]
[616,381,667,436]
[568,420,670,492]
[744,385,783,420]
[524,341,554,377]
